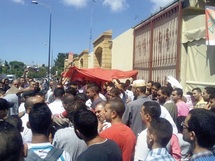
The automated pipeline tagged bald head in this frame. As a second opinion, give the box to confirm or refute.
[25,96,44,113]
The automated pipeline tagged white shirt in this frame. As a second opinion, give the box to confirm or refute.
[99,93,107,101]
[45,89,53,103]
[19,102,25,113]
[134,105,178,161]
[48,99,65,115]
[21,113,32,143]
[134,129,148,161]
[125,89,134,102]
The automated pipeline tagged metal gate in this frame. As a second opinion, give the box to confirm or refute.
[133,1,182,85]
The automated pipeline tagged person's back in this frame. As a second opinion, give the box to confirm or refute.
[53,127,87,160]
[78,139,121,161]
[48,88,65,115]
[122,83,150,136]
[73,109,122,161]
[164,100,178,123]
[53,95,88,160]
[25,102,71,161]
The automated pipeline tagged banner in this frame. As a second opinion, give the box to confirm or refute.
[206,6,215,45]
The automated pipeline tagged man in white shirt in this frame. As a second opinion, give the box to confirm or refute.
[21,96,44,143]
[48,88,65,115]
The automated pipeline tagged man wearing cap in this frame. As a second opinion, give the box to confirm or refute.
[122,79,151,136]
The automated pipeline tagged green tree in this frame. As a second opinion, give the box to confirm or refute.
[54,53,68,77]
[8,61,26,77]
[3,61,10,73]
[28,67,47,78]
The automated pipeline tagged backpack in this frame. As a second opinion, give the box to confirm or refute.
[25,147,63,161]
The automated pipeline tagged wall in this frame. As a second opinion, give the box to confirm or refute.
[112,28,134,71]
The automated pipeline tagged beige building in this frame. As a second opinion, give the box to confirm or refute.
[64,0,215,91]
[111,28,134,70]
[65,29,133,71]
[133,0,215,92]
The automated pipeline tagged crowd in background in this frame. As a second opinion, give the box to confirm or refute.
[0,72,215,161]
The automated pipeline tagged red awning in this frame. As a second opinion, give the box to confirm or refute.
[62,66,138,83]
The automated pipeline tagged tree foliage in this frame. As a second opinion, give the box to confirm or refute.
[0,52,71,79]
[54,53,68,76]
[28,67,47,78]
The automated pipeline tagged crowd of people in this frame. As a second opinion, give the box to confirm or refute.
[0,74,215,161]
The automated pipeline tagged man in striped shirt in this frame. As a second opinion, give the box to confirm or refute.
[25,102,71,161]
[145,118,175,161]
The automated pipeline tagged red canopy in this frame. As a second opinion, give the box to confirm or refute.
[62,66,138,83]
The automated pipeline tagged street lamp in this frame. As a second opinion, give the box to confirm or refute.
[31,0,52,83]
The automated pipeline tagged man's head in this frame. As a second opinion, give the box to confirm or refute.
[104,98,125,122]
[49,80,54,90]
[62,95,87,121]
[131,79,146,97]
[3,78,9,85]
[108,87,121,99]
[140,101,161,125]
[209,93,215,112]
[202,87,215,102]
[53,87,65,99]
[182,109,215,150]
[147,118,172,150]
[5,115,23,132]
[86,84,99,100]
[125,79,131,88]
[151,82,161,97]
[67,81,78,89]
[19,77,25,86]
[134,86,147,97]
[106,82,115,94]
[29,81,36,88]
[0,121,23,161]
[157,86,171,105]
[117,82,126,92]
[192,88,202,101]
[146,80,154,96]
[0,98,13,119]
[65,87,77,96]
[25,96,44,114]
[95,101,106,123]
[73,109,98,141]
[172,88,183,103]
[12,79,20,89]
[29,102,52,136]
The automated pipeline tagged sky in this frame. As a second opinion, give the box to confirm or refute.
[0,0,174,66]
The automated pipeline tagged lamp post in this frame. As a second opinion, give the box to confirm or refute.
[31,0,52,83]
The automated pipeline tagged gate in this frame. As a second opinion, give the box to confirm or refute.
[133,1,182,85]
